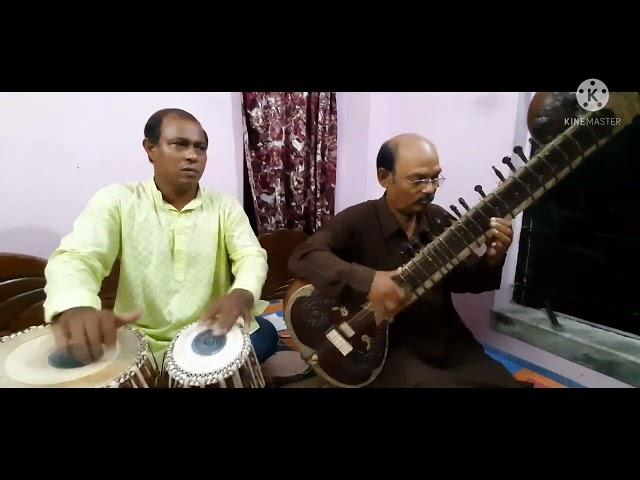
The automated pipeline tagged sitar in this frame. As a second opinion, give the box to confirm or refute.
[284,92,640,388]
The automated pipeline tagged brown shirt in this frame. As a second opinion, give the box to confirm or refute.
[288,195,523,387]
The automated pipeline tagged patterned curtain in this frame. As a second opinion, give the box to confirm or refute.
[241,92,337,235]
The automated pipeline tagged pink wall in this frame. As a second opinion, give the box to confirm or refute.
[0,92,243,259]
[335,92,370,213]
[365,92,520,205]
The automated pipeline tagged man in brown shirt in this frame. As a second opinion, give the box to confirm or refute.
[288,133,528,387]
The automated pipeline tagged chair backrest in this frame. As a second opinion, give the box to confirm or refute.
[0,253,47,335]
[258,229,308,301]
[0,253,121,336]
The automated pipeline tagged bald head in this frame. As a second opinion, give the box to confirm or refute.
[376,133,442,215]
[376,134,438,172]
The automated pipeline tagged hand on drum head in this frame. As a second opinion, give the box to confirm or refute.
[52,307,141,366]
[200,288,253,335]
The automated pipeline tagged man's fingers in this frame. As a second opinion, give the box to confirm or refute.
[211,316,234,335]
[384,299,398,312]
[200,302,227,334]
[202,292,253,335]
[88,344,104,362]
[69,322,92,365]
[493,224,512,237]
[84,315,103,361]
[489,230,512,246]
[101,312,118,347]
[486,227,512,244]
[239,310,250,329]
[52,321,69,350]
[209,307,239,335]
[489,222,513,237]
[201,305,222,324]
[69,343,92,366]
[114,310,141,327]
[209,317,226,336]
[489,219,513,241]
[491,217,512,227]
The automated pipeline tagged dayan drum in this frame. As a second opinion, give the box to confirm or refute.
[0,324,158,388]
[162,319,265,388]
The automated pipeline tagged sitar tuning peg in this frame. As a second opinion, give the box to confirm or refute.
[458,197,471,212]
[474,185,487,198]
[513,145,528,164]
[502,156,517,173]
[492,166,506,182]
[449,205,462,219]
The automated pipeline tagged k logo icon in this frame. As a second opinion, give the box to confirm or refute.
[576,79,609,112]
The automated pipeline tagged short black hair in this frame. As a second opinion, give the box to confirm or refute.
[144,108,208,145]
[376,140,397,172]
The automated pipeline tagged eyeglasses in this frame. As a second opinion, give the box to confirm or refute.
[406,176,446,188]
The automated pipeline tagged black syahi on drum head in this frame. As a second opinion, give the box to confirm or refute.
[191,329,226,356]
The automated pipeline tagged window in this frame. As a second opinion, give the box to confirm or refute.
[513,119,640,335]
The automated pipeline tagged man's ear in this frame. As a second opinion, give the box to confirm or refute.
[143,138,155,164]
[377,168,393,189]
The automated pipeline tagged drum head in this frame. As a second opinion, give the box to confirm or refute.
[0,325,144,388]
[170,322,245,375]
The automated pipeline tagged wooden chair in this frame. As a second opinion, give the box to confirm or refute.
[258,229,308,301]
[0,253,120,336]
[0,253,48,336]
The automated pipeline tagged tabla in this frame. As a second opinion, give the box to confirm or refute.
[162,320,265,388]
[0,324,158,388]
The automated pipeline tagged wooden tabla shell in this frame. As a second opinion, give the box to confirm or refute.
[162,321,265,388]
[0,325,158,388]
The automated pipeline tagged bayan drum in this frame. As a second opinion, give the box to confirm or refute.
[0,324,158,388]
[162,320,265,388]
